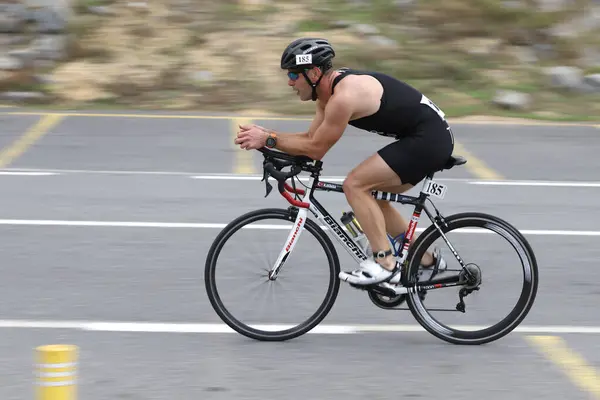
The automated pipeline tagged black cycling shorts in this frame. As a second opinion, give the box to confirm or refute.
[377,105,454,186]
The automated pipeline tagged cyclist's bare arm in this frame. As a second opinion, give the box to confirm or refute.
[259,102,325,139]
[267,94,353,160]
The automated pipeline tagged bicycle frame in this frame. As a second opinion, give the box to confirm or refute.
[269,170,451,288]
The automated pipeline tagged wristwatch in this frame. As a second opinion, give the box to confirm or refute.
[265,132,277,148]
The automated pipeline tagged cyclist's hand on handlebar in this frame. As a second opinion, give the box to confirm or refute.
[238,123,267,132]
[234,125,268,150]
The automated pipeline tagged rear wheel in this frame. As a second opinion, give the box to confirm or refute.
[405,212,538,345]
[205,207,341,341]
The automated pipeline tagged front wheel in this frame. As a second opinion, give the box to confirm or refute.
[205,207,341,341]
[405,212,539,345]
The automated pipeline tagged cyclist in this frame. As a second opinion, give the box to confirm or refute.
[234,37,451,287]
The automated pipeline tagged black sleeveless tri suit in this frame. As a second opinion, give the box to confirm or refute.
[331,68,455,185]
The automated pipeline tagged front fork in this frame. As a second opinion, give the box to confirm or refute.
[268,206,308,280]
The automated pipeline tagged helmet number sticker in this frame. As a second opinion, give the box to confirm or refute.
[296,54,313,65]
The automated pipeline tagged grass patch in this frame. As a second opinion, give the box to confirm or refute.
[584,67,600,75]
[297,19,330,32]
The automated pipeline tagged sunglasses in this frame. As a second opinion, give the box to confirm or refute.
[287,71,302,81]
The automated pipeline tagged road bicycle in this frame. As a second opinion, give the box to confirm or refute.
[205,147,539,345]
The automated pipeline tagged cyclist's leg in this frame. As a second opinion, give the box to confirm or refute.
[343,152,407,271]
[373,183,411,239]
[338,152,411,286]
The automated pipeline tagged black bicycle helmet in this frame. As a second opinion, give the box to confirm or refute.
[280,38,336,101]
[280,37,335,70]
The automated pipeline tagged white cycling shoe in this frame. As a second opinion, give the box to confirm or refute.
[339,258,401,286]
[339,248,448,287]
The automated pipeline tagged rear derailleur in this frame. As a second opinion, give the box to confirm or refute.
[456,286,479,313]
[455,263,482,313]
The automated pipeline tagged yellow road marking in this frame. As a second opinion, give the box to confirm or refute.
[0,114,64,168]
[232,118,256,174]
[452,141,503,180]
[527,336,600,399]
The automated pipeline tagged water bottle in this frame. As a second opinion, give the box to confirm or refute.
[340,211,370,253]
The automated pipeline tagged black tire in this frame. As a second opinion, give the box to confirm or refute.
[405,212,539,345]
[205,207,341,341]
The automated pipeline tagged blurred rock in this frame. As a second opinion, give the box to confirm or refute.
[32,73,55,85]
[511,46,538,64]
[0,4,26,33]
[33,35,69,61]
[351,24,379,36]
[0,56,23,70]
[583,74,600,92]
[502,0,526,9]
[0,91,47,103]
[535,0,570,11]
[532,43,556,61]
[331,20,351,28]
[31,7,68,33]
[492,90,531,110]
[455,38,502,56]
[87,6,117,17]
[368,36,397,49]
[544,66,584,91]
[547,5,600,38]
[7,49,36,69]
[393,0,416,8]
[191,70,214,83]
[127,2,148,10]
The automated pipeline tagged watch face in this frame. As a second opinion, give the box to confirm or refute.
[266,137,276,147]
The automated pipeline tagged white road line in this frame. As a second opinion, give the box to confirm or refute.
[0,167,197,176]
[0,319,598,334]
[0,219,598,236]
[471,181,600,188]
[0,171,57,176]
[192,175,600,188]
[192,175,278,181]
[0,219,229,229]
[3,168,600,188]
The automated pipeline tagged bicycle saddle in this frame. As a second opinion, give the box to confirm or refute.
[442,155,467,170]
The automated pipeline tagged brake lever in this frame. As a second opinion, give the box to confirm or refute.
[262,166,273,198]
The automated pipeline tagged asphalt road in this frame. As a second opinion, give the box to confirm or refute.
[0,108,599,400]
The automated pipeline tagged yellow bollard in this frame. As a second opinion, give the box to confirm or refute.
[35,344,78,400]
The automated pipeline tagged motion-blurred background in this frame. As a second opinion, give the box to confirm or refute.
[1,0,599,120]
